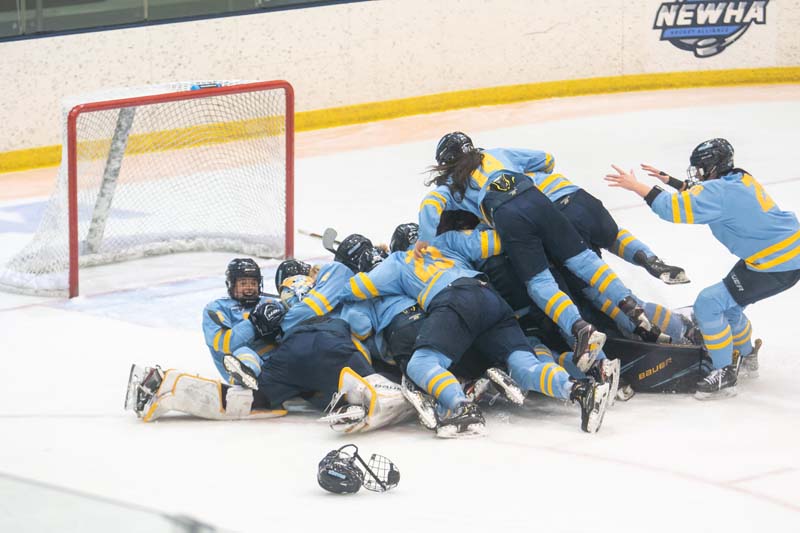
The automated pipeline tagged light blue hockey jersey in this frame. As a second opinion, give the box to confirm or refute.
[418,147,559,241]
[341,229,503,310]
[202,295,279,379]
[340,295,417,355]
[280,261,353,335]
[651,170,800,272]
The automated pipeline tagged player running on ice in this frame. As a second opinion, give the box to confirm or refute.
[606,138,798,399]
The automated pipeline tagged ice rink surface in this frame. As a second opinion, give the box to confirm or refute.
[1,85,799,532]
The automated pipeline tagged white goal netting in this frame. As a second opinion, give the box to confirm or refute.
[0,80,292,297]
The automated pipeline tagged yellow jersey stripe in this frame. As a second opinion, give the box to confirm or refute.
[671,194,682,223]
[357,273,380,297]
[480,231,489,258]
[589,265,609,287]
[426,371,450,395]
[352,338,372,365]
[653,305,664,326]
[732,322,751,340]
[213,330,223,351]
[539,364,554,393]
[216,311,226,324]
[418,270,446,308]
[617,229,631,239]
[537,173,559,192]
[733,331,752,346]
[748,242,800,271]
[681,192,694,224]
[660,309,672,331]
[610,307,620,319]
[597,272,618,293]
[544,153,554,172]
[421,199,443,215]
[309,290,333,312]
[305,297,325,316]
[433,377,459,399]
[546,367,557,397]
[705,336,732,351]
[429,191,448,204]
[493,231,501,253]
[222,329,232,354]
[745,230,800,264]
[600,300,612,313]
[549,179,571,193]
[558,352,569,367]
[349,277,367,300]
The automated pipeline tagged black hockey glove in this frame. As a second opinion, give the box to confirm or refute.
[249,300,288,338]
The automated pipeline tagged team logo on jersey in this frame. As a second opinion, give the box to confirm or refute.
[653,1,769,58]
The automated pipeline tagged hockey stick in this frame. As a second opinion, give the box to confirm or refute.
[321,228,339,254]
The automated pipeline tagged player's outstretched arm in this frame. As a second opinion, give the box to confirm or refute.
[605,165,653,198]
[641,164,686,191]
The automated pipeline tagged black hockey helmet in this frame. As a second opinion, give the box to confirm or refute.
[435,131,474,165]
[390,223,419,253]
[225,258,262,306]
[436,209,480,235]
[317,448,364,494]
[334,234,385,273]
[688,138,734,182]
[274,259,311,292]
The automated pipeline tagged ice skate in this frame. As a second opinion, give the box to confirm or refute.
[223,354,259,390]
[737,338,761,379]
[570,378,610,433]
[464,377,492,403]
[485,367,525,405]
[616,383,635,402]
[695,364,737,400]
[400,375,438,430]
[124,364,164,417]
[571,320,606,372]
[588,358,620,408]
[634,250,689,285]
[435,403,486,439]
[320,393,367,430]
[619,296,671,344]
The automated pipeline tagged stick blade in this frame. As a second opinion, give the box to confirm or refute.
[322,228,338,253]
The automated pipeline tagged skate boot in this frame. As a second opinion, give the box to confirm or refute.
[737,339,761,379]
[124,364,164,417]
[223,354,259,390]
[571,320,607,373]
[320,392,367,431]
[619,296,671,344]
[694,364,737,400]
[616,383,636,402]
[400,375,437,430]
[634,250,690,285]
[435,402,486,439]
[570,378,611,433]
[464,377,492,404]
[587,358,621,408]
[485,367,525,406]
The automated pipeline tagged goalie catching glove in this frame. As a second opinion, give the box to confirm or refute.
[249,300,288,337]
[317,444,400,494]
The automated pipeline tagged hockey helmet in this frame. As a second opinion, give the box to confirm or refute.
[279,275,314,308]
[274,259,311,292]
[317,447,364,494]
[334,234,385,273]
[435,131,474,165]
[225,258,262,306]
[389,223,419,253]
[688,138,734,183]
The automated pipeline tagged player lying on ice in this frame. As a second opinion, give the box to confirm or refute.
[124,257,416,433]
[607,138,784,399]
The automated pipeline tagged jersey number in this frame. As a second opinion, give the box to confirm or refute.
[742,174,775,212]
[405,247,454,282]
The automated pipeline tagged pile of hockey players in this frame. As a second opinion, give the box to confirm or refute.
[126,134,781,439]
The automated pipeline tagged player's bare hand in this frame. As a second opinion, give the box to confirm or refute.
[641,164,670,183]
[413,240,429,258]
[604,165,640,190]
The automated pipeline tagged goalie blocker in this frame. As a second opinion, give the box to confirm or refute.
[606,338,708,393]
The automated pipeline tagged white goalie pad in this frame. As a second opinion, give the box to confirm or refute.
[323,368,415,433]
[141,369,286,422]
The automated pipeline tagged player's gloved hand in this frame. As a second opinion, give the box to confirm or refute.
[249,300,288,338]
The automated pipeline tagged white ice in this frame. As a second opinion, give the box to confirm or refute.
[1,87,799,532]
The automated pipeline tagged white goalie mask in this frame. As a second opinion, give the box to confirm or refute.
[279,275,314,308]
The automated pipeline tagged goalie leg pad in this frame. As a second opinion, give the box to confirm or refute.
[141,370,286,422]
[326,368,415,433]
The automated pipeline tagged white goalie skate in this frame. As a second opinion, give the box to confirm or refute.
[124,364,164,417]
[319,392,368,431]
[223,354,259,390]
[400,375,438,430]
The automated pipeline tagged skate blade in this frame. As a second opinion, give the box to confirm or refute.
[694,386,737,401]
[124,364,146,412]
[318,405,366,424]
[738,368,760,379]
[401,377,438,429]
[435,423,487,439]
[486,368,525,406]
[660,272,690,285]
[583,382,611,433]
[605,359,621,409]
[223,356,259,390]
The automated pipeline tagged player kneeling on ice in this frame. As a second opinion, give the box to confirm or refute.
[124,258,414,432]
[606,139,790,399]
[339,224,612,437]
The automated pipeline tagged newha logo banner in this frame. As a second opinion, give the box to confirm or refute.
[653,1,769,58]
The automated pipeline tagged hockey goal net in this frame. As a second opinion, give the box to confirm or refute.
[0,80,294,297]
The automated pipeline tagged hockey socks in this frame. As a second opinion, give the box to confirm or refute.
[507,350,572,400]
[525,270,581,334]
[406,348,466,413]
